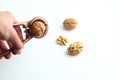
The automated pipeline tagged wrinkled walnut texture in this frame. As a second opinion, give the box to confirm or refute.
[56,36,68,46]
[63,18,78,30]
[29,21,46,37]
[67,42,83,56]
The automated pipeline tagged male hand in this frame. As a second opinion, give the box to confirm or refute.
[0,11,24,59]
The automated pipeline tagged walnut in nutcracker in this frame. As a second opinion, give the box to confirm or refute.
[29,21,46,37]
[0,17,48,58]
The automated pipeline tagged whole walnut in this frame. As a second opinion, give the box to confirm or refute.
[29,21,46,37]
[63,18,78,30]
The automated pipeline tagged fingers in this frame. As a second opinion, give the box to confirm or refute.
[0,11,24,59]
[13,23,24,41]
[7,24,24,55]
[0,40,11,59]
[7,41,17,55]
[4,53,11,59]
[8,26,24,54]
[11,15,24,54]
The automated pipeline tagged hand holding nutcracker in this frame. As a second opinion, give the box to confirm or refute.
[0,12,48,59]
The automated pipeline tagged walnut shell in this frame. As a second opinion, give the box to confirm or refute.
[29,21,46,37]
[28,17,48,38]
[63,18,78,30]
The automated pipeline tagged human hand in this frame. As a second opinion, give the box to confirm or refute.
[0,11,24,59]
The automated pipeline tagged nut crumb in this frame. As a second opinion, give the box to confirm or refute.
[56,36,68,46]
[67,41,83,56]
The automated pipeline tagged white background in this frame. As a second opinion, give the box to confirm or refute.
[0,0,120,80]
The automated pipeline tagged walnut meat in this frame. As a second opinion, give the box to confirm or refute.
[63,18,78,30]
[56,36,68,46]
[67,42,83,56]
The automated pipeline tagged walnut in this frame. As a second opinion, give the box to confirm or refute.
[67,42,83,56]
[56,36,68,46]
[63,18,78,30]
[29,21,46,37]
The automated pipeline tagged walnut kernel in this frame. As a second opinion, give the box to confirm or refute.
[56,36,68,46]
[67,42,83,56]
